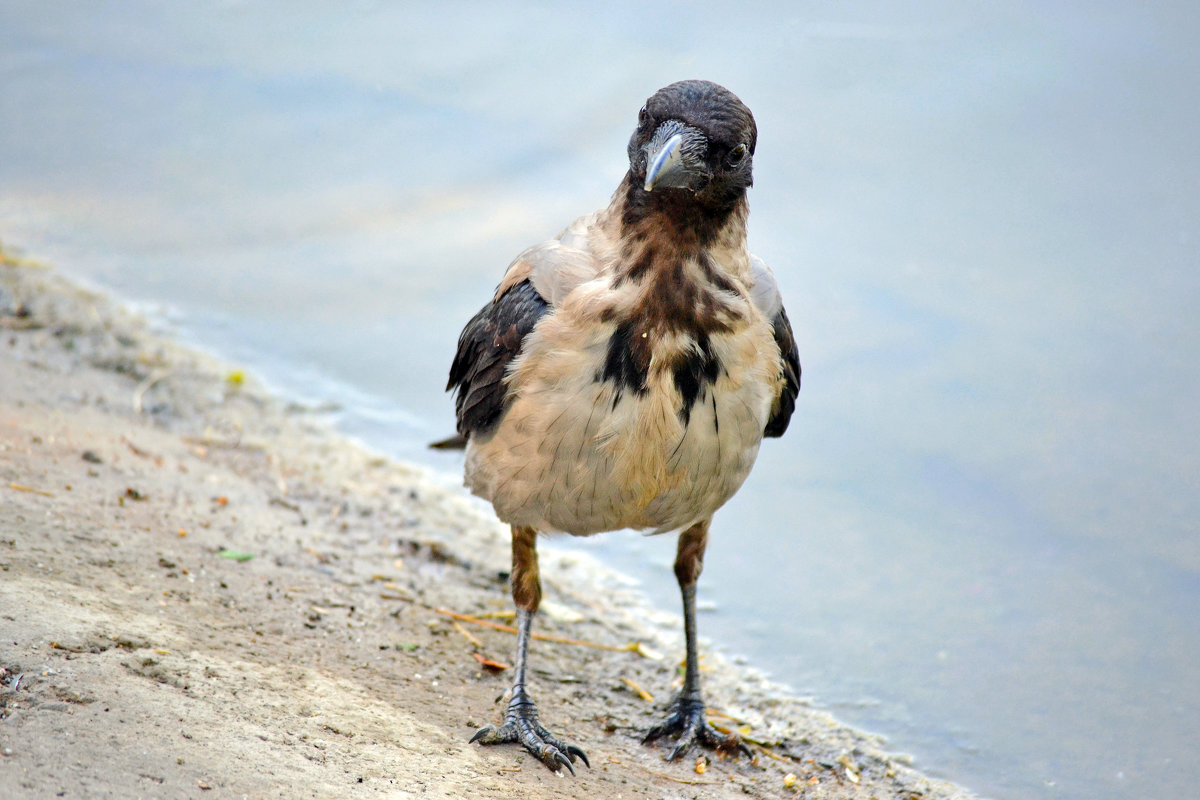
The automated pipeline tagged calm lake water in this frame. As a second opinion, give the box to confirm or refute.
[3,3,1198,798]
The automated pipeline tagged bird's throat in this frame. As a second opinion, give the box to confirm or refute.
[618,172,747,251]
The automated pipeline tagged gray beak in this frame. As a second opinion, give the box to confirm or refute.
[642,121,708,192]
[644,133,684,191]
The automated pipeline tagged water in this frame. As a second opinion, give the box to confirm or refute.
[3,3,1198,797]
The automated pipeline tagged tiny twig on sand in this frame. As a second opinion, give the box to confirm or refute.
[451,620,483,649]
[8,483,53,497]
[621,676,654,702]
[644,768,713,786]
[471,652,510,671]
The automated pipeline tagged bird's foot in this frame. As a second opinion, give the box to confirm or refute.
[643,695,752,761]
[470,692,589,775]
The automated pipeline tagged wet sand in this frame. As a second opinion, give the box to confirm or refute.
[0,249,977,799]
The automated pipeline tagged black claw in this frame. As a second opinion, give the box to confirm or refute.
[567,744,590,769]
[552,749,576,775]
[469,696,588,775]
[644,695,750,761]
[643,718,677,745]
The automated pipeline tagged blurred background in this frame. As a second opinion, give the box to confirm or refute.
[2,3,1197,798]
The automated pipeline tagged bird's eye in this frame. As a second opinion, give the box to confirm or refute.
[728,143,747,165]
[638,105,648,124]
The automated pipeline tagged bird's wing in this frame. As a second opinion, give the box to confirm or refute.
[447,277,549,438]
[749,256,801,437]
[448,216,603,439]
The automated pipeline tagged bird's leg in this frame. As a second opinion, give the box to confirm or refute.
[644,519,752,761]
[470,525,589,774]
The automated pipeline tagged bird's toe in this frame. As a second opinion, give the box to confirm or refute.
[644,696,751,761]
[469,722,517,746]
[520,731,586,775]
[470,702,588,775]
[535,725,590,769]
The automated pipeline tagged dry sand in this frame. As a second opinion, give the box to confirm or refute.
[0,249,978,799]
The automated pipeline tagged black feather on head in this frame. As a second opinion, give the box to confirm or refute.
[635,80,757,156]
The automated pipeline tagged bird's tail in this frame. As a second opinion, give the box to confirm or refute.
[428,433,468,450]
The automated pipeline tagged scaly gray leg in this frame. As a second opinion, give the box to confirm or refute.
[470,526,589,774]
[643,519,751,760]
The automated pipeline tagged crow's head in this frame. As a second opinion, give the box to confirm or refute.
[627,80,757,208]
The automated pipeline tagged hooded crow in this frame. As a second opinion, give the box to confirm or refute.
[448,79,800,774]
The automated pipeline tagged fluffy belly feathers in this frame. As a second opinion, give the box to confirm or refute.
[464,315,779,535]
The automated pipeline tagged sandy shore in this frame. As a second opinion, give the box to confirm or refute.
[0,248,977,799]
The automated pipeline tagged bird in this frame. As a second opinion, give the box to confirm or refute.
[446,79,800,775]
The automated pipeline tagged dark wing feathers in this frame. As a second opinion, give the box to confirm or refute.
[764,305,801,438]
[447,279,550,439]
